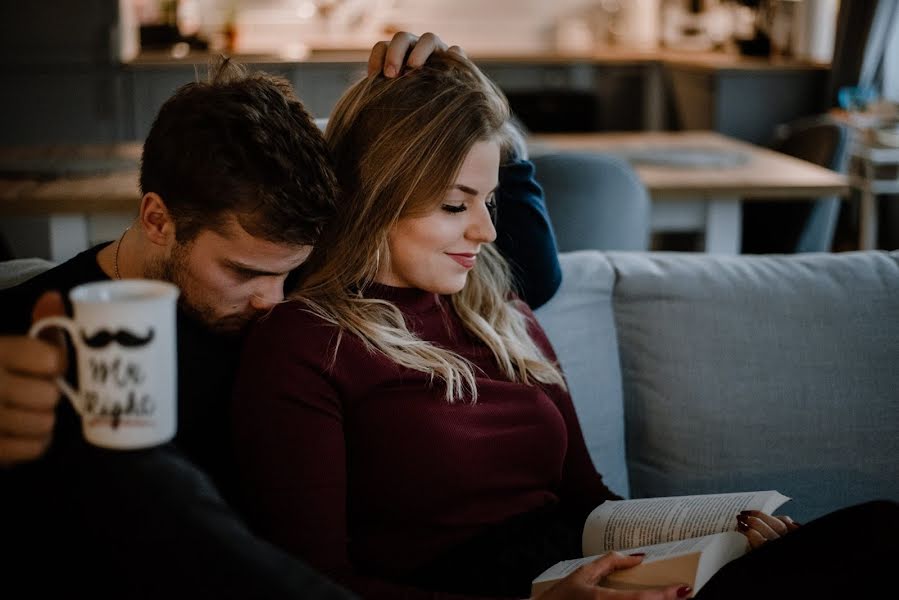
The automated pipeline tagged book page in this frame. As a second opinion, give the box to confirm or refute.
[604,532,748,592]
[583,491,789,555]
[614,532,741,561]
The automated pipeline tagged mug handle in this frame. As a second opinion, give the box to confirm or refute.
[28,316,85,416]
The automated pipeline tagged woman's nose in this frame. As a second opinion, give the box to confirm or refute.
[467,202,497,244]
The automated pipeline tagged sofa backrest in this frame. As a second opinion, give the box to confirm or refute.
[534,251,629,498]
[606,250,899,521]
[7,251,896,521]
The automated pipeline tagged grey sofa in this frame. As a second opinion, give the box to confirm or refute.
[4,251,898,523]
[535,250,899,522]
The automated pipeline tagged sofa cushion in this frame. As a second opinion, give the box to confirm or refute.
[607,250,899,521]
[0,258,55,290]
[535,251,629,498]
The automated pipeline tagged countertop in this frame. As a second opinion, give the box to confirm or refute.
[126,47,830,72]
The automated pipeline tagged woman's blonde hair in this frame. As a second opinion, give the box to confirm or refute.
[294,51,566,401]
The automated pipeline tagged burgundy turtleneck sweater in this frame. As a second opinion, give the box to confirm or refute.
[231,285,618,599]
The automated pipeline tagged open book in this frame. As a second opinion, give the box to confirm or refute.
[532,490,790,596]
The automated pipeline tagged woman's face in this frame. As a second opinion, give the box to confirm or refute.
[378,139,500,294]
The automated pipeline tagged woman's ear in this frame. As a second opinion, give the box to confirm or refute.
[138,192,177,247]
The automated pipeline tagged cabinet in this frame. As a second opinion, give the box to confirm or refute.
[0,1,128,145]
[667,64,830,144]
[481,62,655,133]
[290,63,366,118]
[125,62,300,140]
[0,67,129,145]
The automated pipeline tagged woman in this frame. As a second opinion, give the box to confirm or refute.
[232,53,897,600]
[234,52,621,599]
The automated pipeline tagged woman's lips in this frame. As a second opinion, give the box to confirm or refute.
[446,253,477,269]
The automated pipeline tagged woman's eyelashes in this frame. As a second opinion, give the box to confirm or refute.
[441,193,498,216]
[441,203,467,213]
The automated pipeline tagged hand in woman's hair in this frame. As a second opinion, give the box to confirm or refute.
[367,31,466,78]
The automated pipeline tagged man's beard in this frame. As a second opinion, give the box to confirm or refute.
[145,243,251,336]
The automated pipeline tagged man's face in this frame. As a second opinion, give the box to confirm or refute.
[149,217,311,334]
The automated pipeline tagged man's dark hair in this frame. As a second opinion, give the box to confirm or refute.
[140,57,338,245]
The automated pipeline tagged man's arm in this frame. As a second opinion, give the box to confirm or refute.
[495,155,563,310]
[367,31,465,78]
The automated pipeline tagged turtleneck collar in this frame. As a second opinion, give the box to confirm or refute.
[362,282,444,314]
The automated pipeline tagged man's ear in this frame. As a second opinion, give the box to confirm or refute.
[138,192,177,247]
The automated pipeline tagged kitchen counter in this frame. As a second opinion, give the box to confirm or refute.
[126,47,829,72]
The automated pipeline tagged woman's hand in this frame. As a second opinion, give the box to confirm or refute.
[533,552,693,600]
[366,32,465,78]
[737,510,801,549]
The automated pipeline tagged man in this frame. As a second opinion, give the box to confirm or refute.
[0,32,569,599]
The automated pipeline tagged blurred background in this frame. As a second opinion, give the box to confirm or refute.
[0,0,896,259]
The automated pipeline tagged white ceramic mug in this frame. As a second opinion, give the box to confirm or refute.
[29,280,179,450]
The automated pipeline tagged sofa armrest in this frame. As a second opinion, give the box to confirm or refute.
[535,251,629,498]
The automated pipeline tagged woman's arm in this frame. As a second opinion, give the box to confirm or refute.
[515,300,622,517]
[495,159,562,310]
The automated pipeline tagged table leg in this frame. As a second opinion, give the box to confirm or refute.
[704,198,741,255]
[858,187,878,251]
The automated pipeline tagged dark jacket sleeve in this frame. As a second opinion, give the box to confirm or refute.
[495,159,562,310]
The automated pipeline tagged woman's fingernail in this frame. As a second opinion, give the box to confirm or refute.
[740,510,753,516]
[628,552,646,557]
[385,65,396,77]
[737,514,749,525]
[738,521,749,531]
[677,586,693,597]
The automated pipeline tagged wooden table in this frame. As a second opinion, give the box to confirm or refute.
[530,131,849,254]
[1,134,850,259]
[0,143,142,260]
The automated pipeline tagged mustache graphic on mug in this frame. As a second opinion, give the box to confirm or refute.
[80,327,155,349]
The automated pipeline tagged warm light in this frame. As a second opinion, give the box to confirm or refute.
[170,42,190,59]
[296,1,317,20]
[281,42,311,60]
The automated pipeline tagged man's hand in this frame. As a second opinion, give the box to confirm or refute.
[367,31,466,78]
[0,291,66,467]
[534,552,692,600]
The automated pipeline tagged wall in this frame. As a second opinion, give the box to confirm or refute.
[178,0,604,55]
